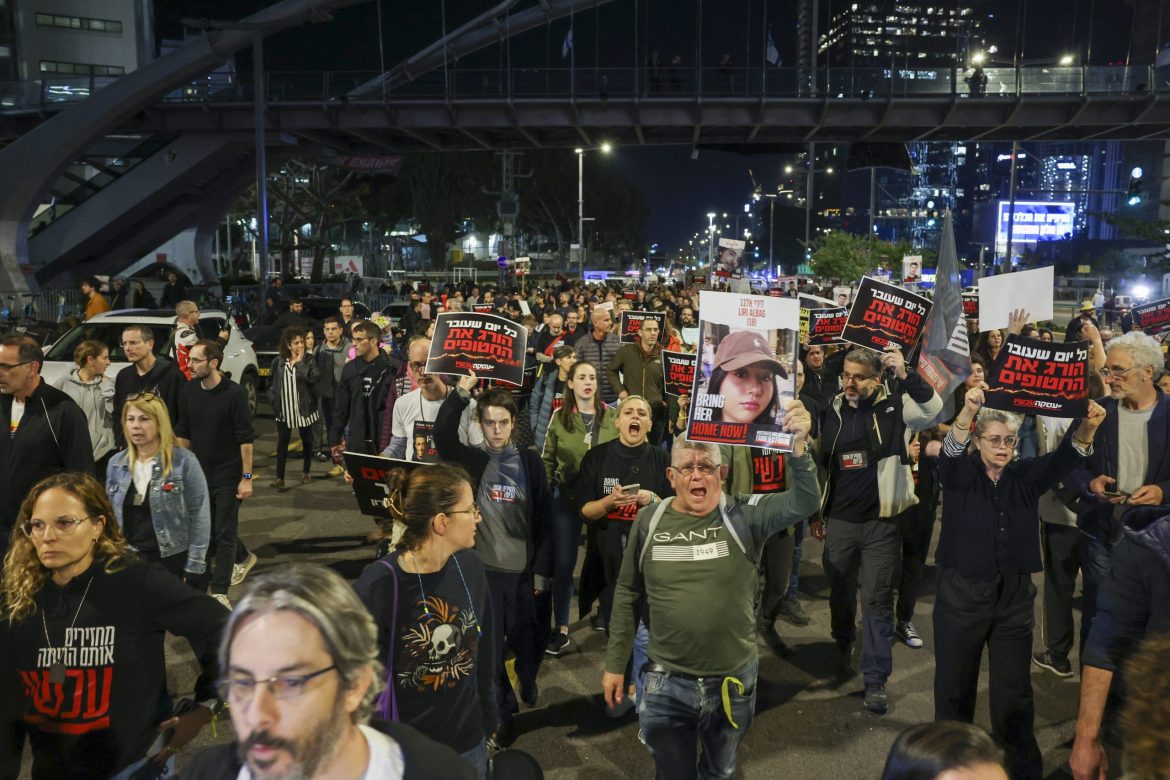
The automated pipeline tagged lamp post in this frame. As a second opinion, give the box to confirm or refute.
[575,142,612,278]
[706,212,717,267]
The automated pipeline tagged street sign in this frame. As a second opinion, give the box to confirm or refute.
[452,249,463,263]
[497,256,509,268]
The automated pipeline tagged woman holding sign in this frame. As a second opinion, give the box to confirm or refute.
[577,396,672,716]
[933,386,1105,780]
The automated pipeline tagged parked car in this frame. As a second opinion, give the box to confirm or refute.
[248,297,370,391]
[41,308,261,417]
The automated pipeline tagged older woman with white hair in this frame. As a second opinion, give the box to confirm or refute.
[932,385,1105,780]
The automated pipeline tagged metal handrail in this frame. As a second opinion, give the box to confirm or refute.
[0,65,1163,113]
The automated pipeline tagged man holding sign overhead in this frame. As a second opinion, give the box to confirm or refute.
[815,344,942,715]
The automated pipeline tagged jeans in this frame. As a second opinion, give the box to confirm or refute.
[275,423,313,479]
[785,521,805,597]
[633,621,649,701]
[551,491,582,628]
[460,739,487,779]
[1079,530,1113,662]
[638,656,758,780]
[823,519,900,685]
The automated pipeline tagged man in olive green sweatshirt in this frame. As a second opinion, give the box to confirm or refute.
[607,317,666,444]
[602,403,819,778]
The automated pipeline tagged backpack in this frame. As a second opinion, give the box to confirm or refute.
[635,493,762,572]
[374,557,401,722]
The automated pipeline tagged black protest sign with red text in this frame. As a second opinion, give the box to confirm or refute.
[426,311,528,386]
[619,310,667,343]
[1132,297,1170,334]
[983,334,1089,418]
[662,351,697,397]
[840,277,932,355]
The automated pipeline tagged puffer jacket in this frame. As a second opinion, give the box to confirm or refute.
[105,447,211,573]
[529,369,564,452]
[53,368,115,460]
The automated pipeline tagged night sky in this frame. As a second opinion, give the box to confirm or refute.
[157,0,1140,252]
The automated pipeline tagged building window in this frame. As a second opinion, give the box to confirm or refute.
[35,13,123,34]
[39,60,125,76]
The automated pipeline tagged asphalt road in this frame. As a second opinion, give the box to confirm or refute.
[147,414,1082,779]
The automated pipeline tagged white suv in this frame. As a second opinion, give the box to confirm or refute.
[41,308,261,416]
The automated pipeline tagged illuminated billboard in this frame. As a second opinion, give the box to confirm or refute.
[995,201,1075,252]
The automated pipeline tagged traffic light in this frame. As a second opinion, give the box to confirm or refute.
[1127,166,1144,207]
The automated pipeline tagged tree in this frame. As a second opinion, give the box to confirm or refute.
[400,153,496,267]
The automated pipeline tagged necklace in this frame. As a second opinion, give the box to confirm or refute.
[409,552,481,637]
[41,574,95,685]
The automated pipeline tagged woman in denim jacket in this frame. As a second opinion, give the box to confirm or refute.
[105,393,211,586]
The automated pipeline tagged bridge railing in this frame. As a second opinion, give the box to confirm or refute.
[0,65,1166,112]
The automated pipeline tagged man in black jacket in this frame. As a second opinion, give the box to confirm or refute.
[0,335,93,561]
[436,375,552,745]
[112,324,183,449]
[182,562,474,780]
[329,320,392,456]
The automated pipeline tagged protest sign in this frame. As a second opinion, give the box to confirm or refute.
[426,311,528,386]
[663,351,697,397]
[1131,297,1170,334]
[472,303,494,314]
[342,452,431,519]
[619,310,667,343]
[832,286,853,307]
[962,291,979,319]
[977,266,1054,331]
[840,276,932,355]
[687,291,799,450]
[983,335,1089,417]
[902,255,923,284]
[806,306,849,345]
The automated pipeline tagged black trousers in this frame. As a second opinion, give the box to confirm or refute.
[275,423,313,479]
[895,499,936,624]
[758,530,795,623]
[1039,522,1082,660]
[207,486,243,595]
[933,569,1042,780]
[485,568,542,727]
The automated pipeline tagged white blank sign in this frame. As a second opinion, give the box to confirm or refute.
[977,266,1054,331]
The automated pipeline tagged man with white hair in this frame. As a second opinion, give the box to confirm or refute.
[1066,330,1170,658]
[183,563,474,779]
[602,404,819,778]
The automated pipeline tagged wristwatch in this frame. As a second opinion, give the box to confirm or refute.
[242,473,253,480]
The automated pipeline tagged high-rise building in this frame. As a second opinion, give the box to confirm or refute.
[9,0,153,81]
[818,1,988,68]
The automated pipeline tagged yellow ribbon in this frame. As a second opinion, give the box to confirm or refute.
[721,676,745,728]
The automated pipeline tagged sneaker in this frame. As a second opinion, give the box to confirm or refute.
[756,617,793,658]
[211,593,232,610]
[328,464,346,478]
[231,552,258,586]
[268,478,285,489]
[545,632,571,656]
[864,683,889,714]
[605,692,636,719]
[637,729,646,746]
[1032,650,1074,678]
[836,641,854,676]
[314,450,330,462]
[778,596,811,626]
[896,621,924,649]
[590,613,607,632]
[301,473,312,484]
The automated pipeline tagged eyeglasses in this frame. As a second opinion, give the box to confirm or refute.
[0,361,31,372]
[1099,365,1135,379]
[977,434,1019,448]
[22,515,94,537]
[409,361,428,372]
[673,463,719,477]
[841,371,876,385]
[448,504,481,520]
[217,665,337,704]
[127,392,160,402]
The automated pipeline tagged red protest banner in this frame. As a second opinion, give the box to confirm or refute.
[840,276,932,355]
[983,335,1089,418]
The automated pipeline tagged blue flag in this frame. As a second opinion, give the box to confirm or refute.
[916,210,972,423]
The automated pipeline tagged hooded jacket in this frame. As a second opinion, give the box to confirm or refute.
[52,368,115,460]
[330,351,392,454]
[0,380,94,537]
[816,373,943,520]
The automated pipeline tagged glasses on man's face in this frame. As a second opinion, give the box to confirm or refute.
[127,392,160,402]
[409,361,428,372]
[840,371,876,385]
[216,665,337,704]
[22,515,93,538]
[1099,365,1135,379]
[0,361,31,372]
[978,434,1019,449]
[352,336,371,344]
[673,462,719,477]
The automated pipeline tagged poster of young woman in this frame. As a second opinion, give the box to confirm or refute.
[687,291,800,450]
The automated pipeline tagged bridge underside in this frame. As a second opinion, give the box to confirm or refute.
[5,94,1169,151]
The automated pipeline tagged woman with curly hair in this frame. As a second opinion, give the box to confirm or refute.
[353,463,496,777]
[0,472,225,779]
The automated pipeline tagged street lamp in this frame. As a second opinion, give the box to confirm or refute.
[576,143,613,278]
[706,212,717,266]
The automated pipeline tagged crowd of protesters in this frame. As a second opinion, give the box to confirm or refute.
[0,271,1167,780]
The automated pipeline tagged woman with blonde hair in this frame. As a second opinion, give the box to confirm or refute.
[105,393,212,595]
[0,471,225,779]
